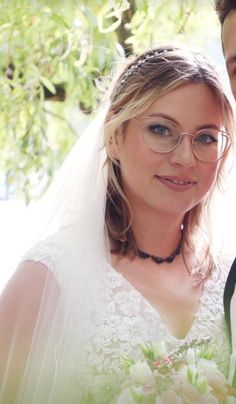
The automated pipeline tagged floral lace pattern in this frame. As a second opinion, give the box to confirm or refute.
[82,261,230,401]
[24,243,232,403]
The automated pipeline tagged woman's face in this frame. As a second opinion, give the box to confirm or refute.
[112,83,224,217]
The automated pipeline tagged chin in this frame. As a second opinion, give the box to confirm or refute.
[155,205,192,217]
[156,199,198,215]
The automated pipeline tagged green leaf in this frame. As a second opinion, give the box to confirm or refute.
[196,377,208,394]
[131,387,143,403]
[52,14,70,29]
[121,356,135,372]
[40,76,56,94]
[186,366,194,384]
[97,0,130,33]
[0,0,221,201]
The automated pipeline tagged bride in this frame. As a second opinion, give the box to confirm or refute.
[0,45,235,403]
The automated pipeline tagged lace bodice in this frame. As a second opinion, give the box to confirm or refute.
[24,243,232,403]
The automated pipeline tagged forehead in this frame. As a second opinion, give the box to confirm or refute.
[146,83,221,113]
[140,83,223,129]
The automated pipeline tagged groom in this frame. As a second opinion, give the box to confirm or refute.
[216,0,236,99]
[215,0,236,371]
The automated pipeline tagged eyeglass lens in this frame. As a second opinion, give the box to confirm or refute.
[141,117,229,162]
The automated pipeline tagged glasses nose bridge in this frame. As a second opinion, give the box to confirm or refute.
[179,131,194,140]
[173,131,197,162]
[177,131,195,149]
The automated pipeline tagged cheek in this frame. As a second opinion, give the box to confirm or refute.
[230,79,236,100]
[118,149,154,192]
[201,163,219,191]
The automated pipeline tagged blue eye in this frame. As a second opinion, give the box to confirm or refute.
[195,133,218,144]
[148,124,171,136]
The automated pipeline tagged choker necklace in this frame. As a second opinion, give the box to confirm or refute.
[137,240,182,264]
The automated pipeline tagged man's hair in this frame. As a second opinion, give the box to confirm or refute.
[215,0,236,24]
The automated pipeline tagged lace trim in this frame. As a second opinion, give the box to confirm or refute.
[21,240,233,402]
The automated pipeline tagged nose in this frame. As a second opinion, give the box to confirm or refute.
[169,135,196,168]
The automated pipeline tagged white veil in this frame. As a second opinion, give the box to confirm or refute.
[2,45,236,403]
[1,105,113,403]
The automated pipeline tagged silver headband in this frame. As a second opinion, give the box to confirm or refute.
[119,49,170,86]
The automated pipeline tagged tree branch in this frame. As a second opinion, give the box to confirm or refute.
[115,0,137,56]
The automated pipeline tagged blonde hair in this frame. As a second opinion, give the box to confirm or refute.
[104,45,234,276]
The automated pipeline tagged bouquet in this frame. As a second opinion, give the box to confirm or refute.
[115,337,236,404]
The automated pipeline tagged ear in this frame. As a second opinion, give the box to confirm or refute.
[107,128,123,160]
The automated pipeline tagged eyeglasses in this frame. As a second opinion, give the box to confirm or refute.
[137,117,231,163]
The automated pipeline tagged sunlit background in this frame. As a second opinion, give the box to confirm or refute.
[1,0,236,292]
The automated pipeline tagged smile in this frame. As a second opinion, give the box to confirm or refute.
[165,178,195,185]
[155,176,197,192]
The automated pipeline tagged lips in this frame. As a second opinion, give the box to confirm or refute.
[161,176,196,185]
[155,175,197,192]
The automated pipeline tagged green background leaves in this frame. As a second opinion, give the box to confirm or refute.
[0,0,221,201]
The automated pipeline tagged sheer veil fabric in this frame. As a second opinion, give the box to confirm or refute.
[3,106,112,403]
[2,101,236,403]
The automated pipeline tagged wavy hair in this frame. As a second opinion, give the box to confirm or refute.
[104,45,234,277]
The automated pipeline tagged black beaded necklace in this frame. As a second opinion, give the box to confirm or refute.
[137,238,182,264]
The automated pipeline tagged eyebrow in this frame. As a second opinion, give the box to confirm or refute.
[144,113,220,131]
[145,113,179,125]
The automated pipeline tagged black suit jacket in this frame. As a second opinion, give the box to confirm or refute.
[224,257,236,386]
[224,257,236,346]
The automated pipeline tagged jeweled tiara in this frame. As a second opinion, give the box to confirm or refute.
[119,48,170,86]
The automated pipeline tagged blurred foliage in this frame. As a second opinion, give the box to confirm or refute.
[0,0,220,202]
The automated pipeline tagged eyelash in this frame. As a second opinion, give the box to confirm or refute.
[147,125,218,144]
[195,134,218,144]
[148,124,170,135]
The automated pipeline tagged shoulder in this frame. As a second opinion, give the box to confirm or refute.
[2,260,57,295]
[226,256,236,280]
[0,260,60,325]
[0,261,60,400]
[22,224,77,273]
[21,226,71,286]
[215,252,236,290]
[215,252,236,278]
[22,235,58,273]
[223,255,236,302]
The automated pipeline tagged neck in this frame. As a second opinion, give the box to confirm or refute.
[131,207,184,257]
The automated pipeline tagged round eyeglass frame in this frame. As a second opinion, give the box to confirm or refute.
[135,117,231,163]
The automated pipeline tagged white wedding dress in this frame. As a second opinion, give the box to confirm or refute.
[23,234,232,404]
[8,106,232,403]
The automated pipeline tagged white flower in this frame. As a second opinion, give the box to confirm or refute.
[140,341,167,360]
[174,366,218,404]
[186,348,196,365]
[152,341,168,359]
[155,389,184,404]
[116,387,143,404]
[129,361,154,384]
[180,381,218,404]
[197,358,228,398]
[116,338,234,404]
